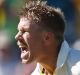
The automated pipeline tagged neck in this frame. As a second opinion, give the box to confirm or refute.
[38,39,62,74]
[39,50,58,75]
[41,63,56,75]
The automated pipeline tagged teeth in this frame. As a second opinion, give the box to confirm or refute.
[17,41,26,47]
[19,46,26,48]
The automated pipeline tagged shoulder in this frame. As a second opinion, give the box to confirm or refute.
[67,48,80,75]
[68,48,80,64]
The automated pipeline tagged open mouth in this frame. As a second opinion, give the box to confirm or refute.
[20,47,27,52]
[20,47,29,58]
[17,41,30,63]
[20,47,30,63]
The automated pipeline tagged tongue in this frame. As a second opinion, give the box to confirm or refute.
[21,51,30,59]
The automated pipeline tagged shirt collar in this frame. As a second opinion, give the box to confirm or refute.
[32,40,70,75]
[56,40,70,69]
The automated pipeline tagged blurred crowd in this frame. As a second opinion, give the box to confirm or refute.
[0,0,80,75]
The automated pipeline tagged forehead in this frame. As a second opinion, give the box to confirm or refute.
[18,17,31,30]
[18,17,42,32]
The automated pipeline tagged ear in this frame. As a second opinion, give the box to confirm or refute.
[42,31,54,45]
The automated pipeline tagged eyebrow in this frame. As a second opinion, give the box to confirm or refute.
[17,26,30,33]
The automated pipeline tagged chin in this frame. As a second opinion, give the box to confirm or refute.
[21,58,34,64]
[22,59,28,64]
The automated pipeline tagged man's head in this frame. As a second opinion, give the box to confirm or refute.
[15,0,66,64]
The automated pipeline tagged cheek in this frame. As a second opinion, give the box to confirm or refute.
[23,32,33,44]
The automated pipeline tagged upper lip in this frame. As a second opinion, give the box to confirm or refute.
[17,42,27,48]
[18,45,27,52]
[17,41,28,52]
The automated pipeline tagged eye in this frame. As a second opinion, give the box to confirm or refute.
[21,31,29,36]
[21,31,25,34]
[20,29,26,33]
[18,31,24,35]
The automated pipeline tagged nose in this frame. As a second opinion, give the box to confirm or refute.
[15,31,22,40]
[15,32,19,40]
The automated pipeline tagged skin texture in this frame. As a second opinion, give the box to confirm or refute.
[15,17,45,63]
[15,17,59,74]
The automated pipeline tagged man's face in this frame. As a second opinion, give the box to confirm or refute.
[15,17,45,63]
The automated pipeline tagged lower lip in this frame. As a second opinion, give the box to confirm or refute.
[21,50,30,60]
